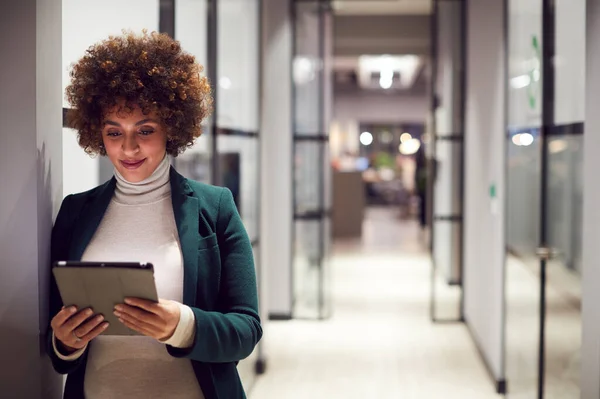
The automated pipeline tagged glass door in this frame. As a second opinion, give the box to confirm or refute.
[292,0,333,320]
[505,0,584,398]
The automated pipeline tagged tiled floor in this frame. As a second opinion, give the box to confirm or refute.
[250,207,503,399]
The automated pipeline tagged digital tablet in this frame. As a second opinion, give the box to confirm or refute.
[52,261,158,336]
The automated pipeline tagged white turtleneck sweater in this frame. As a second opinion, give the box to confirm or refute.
[52,156,205,399]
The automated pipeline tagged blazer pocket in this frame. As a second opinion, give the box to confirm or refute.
[198,233,218,250]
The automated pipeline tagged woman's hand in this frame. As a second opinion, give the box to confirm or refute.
[114,298,181,341]
[51,306,109,353]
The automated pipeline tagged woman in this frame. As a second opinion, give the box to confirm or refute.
[48,31,262,399]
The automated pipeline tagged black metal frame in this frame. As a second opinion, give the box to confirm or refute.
[290,0,332,320]
[537,0,555,397]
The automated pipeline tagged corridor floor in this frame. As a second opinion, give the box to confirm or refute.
[249,207,502,399]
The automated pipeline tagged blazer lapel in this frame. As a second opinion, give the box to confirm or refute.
[170,167,199,306]
[70,178,117,261]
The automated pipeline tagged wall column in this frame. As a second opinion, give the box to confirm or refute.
[0,0,63,396]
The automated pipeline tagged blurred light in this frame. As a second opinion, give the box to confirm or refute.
[512,134,522,146]
[400,132,412,143]
[399,138,421,155]
[293,57,316,85]
[379,168,395,181]
[510,75,531,89]
[520,133,534,146]
[356,157,369,171]
[379,76,393,89]
[512,133,534,146]
[380,131,393,144]
[533,69,541,82]
[360,131,373,146]
[549,139,568,154]
[219,77,232,90]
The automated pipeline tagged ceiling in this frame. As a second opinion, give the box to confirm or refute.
[332,12,431,94]
[332,0,433,16]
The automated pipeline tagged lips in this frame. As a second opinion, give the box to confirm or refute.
[120,159,146,170]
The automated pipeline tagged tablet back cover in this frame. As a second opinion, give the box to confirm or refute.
[53,266,158,336]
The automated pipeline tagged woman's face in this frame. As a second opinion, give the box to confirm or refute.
[101,105,168,183]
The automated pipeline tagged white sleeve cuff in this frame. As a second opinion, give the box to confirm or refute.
[52,331,87,361]
[160,303,196,348]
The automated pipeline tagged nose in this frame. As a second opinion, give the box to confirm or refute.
[122,134,140,155]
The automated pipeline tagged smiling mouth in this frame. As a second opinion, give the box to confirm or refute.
[120,159,146,170]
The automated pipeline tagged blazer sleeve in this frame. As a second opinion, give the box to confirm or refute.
[46,194,90,374]
[167,188,263,363]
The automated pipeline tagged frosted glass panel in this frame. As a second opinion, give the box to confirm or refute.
[295,142,322,213]
[507,0,542,128]
[294,2,321,135]
[554,0,585,124]
[506,130,541,257]
[176,0,208,68]
[62,0,160,108]
[217,0,260,131]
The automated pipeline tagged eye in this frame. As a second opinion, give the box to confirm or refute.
[139,129,155,136]
[106,131,121,137]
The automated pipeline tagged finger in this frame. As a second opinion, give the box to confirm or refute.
[63,308,95,333]
[74,314,106,337]
[117,311,161,334]
[116,304,161,326]
[51,306,78,329]
[118,316,157,338]
[124,298,161,315]
[80,322,110,342]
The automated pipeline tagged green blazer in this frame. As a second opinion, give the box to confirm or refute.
[47,167,262,399]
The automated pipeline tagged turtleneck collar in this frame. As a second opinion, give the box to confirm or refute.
[113,155,171,205]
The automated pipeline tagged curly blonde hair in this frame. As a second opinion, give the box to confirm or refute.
[66,30,213,157]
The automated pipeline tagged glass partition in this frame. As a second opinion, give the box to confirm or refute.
[505,0,584,398]
[293,0,333,319]
[215,0,262,387]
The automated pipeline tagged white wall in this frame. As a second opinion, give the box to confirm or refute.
[261,0,293,319]
[463,0,506,385]
[334,93,428,124]
[0,0,63,396]
[582,1,600,396]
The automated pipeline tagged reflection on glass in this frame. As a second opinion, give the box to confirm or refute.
[295,142,322,213]
[506,131,541,399]
[293,220,331,319]
[545,135,582,398]
[217,136,259,243]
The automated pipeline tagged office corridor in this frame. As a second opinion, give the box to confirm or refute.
[250,208,502,399]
